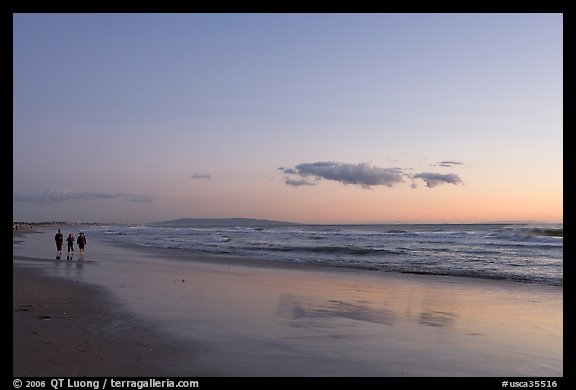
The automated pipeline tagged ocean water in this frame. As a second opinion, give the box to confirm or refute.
[82,222,563,286]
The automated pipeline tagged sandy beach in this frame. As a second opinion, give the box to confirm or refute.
[13,228,563,377]
[13,266,205,377]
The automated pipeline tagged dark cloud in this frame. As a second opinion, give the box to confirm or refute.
[191,172,211,180]
[412,172,463,188]
[13,189,154,203]
[436,161,464,167]
[281,161,465,190]
[281,162,404,189]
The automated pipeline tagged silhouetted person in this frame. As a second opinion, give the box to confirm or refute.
[77,232,87,259]
[66,233,75,260]
[55,229,64,259]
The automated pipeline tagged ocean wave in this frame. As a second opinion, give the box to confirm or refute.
[245,245,405,256]
[527,228,563,237]
[83,223,563,287]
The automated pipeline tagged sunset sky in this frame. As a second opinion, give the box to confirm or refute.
[13,13,562,224]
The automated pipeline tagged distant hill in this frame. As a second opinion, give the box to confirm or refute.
[147,218,299,227]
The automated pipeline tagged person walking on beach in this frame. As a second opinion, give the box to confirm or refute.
[77,232,87,259]
[66,233,75,260]
[55,229,64,259]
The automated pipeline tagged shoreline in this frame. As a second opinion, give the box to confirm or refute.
[14,229,563,377]
[26,226,563,289]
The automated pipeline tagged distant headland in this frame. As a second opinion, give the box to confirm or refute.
[147,218,299,227]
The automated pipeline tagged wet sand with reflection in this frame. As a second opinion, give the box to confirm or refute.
[14,229,562,376]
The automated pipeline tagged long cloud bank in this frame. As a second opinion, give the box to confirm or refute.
[280,161,463,189]
[13,189,154,203]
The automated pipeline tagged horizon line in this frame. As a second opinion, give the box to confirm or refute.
[13,218,563,226]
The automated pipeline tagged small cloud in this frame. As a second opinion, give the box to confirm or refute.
[121,194,154,202]
[13,189,154,203]
[436,161,464,167]
[413,172,464,188]
[284,177,317,187]
[191,172,211,180]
